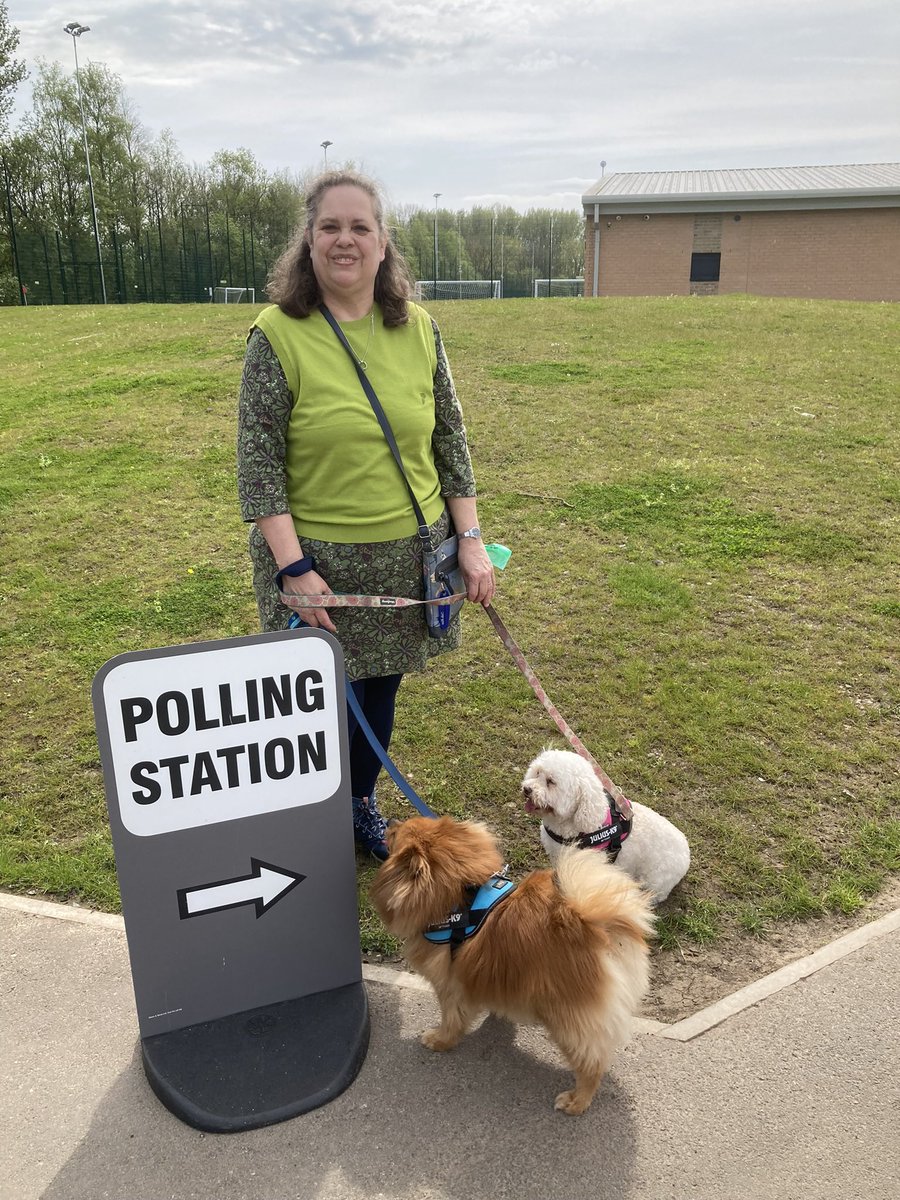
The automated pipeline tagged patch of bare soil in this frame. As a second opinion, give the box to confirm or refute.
[366,880,899,1024]
[645,877,900,1023]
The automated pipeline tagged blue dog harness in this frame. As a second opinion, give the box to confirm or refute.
[424,873,517,951]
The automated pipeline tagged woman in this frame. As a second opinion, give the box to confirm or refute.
[237,170,494,860]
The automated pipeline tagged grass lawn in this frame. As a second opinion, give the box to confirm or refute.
[1,294,898,959]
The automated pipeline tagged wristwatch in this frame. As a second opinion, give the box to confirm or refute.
[273,555,317,590]
[459,527,482,540]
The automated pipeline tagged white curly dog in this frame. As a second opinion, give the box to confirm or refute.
[522,749,690,904]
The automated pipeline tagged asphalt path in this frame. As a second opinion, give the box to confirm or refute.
[3,894,898,1200]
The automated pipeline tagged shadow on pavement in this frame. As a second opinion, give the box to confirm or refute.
[42,986,639,1200]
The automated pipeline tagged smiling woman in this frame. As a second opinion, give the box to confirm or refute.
[237,169,495,861]
[266,172,413,327]
[307,187,387,319]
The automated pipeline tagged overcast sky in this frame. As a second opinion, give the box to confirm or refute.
[9,0,899,211]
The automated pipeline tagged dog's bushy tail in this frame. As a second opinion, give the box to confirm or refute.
[555,846,655,944]
[553,847,654,1052]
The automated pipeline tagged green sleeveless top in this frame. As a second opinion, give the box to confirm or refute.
[252,302,444,543]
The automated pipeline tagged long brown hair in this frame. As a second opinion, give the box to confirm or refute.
[266,170,414,327]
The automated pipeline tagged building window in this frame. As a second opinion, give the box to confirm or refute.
[690,252,721,282]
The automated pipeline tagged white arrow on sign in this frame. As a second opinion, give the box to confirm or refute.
[177,858,305,920]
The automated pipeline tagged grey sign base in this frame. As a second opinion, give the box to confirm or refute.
[141,982,369,1133]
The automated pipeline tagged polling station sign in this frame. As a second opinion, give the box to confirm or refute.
[92,629,362,1042]
[103,634,342,836]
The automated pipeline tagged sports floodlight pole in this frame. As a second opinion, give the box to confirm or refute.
[320,140,333,168]
[432,193,441,296]
[64,22,107,304]
[547,215,553,299]
[489,217,494,299]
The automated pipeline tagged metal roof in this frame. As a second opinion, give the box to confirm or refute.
[583,164,900,209]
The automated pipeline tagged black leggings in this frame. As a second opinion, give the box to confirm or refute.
[346,674,403,800]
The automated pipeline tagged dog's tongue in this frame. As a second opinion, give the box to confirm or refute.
[524,797,538,814]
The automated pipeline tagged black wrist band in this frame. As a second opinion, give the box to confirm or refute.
[274,556,316,590]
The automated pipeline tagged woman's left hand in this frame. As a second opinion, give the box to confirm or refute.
[458,537,495,607]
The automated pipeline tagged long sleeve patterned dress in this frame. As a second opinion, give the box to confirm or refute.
[237,315,477,681]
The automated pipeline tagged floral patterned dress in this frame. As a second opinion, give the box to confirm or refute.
[237,316,477,681]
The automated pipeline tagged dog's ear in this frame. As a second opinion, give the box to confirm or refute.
[573,767,593,806]
[587,759,610,796]
[567,758,608,817]
[387,841,433,908]
[446,820,503,881]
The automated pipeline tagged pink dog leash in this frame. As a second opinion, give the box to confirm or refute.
[483,604,634,821]
[279,587,632,821]
[278,590,467,611]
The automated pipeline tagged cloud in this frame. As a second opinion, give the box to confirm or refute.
[9,0,899,210]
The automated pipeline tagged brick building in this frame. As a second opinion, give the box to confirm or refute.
[582,164,900,301]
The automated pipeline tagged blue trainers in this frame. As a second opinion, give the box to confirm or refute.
[352,794,389,862]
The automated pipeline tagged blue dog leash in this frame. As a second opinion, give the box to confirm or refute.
[288,614,437,818]
[344,684,437,819]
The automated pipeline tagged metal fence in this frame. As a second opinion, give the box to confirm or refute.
[6,218,275,307]
[3,210,586,306]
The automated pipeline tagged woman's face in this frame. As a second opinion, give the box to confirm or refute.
[307,185,386,304]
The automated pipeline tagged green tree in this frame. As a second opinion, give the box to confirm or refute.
[3,44,588,307]
[0,0,26,135]
[14,62,83,237]
[77,62,150,227]
[10,61,148,236]
[391,204,438,283]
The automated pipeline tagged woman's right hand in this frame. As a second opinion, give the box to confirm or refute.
[281,570,338,634]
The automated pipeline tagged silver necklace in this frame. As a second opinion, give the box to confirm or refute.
[346,311,375,371]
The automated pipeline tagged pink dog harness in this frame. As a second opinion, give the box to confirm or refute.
[542,802,632,862]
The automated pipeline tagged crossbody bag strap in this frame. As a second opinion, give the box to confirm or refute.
[319,303,431,545]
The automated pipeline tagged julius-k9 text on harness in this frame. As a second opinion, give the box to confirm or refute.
[424,873,517,952]
[542,803,632,863]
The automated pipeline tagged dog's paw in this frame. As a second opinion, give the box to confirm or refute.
[554,1089,591,1115]
[420,1027,458,1052]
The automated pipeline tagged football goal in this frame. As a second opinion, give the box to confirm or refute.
[212,286,256,303]
[533,278,584,298]
[415,280,502,301]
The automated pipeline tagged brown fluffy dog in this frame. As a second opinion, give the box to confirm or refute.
[370,815,654,1114]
